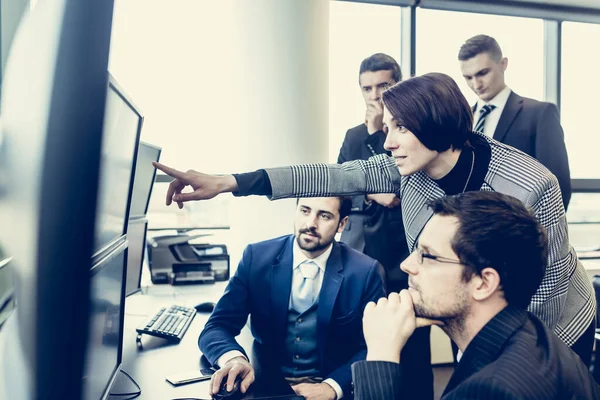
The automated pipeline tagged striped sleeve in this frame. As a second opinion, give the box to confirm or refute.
[266,154,402,200]
[525,173,595,345]
[352,360,403,400]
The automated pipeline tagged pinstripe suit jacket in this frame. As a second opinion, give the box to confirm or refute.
[264,133,595,346]
[351,307,600,400]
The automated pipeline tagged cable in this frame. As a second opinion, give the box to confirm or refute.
[109,369,141,399]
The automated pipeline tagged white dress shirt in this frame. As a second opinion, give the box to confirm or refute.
[473,85,512,137]
[217,240,344,399]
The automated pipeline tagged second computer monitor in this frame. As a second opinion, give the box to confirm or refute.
[129,142,162,218]
[94,76,143,254]
[125,217,148,296]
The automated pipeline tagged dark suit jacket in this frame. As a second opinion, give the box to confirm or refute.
[199,234,386,397]
[337,124,409,292]
[476,91,571,209]
[352,306,600,399]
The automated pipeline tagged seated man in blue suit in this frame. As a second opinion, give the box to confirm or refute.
[200,196,386,400]
[352,192,600,400]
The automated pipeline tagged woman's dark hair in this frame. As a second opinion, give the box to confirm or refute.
[382,73,473,152]
[428,191,548,309]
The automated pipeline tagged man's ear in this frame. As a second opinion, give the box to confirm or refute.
[337,216,349,233]
[501,57,508,72]
[471,267,502,302]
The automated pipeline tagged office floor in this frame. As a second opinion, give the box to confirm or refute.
[433,365,454,400]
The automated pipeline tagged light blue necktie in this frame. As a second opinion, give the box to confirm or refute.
[293,261,319,314]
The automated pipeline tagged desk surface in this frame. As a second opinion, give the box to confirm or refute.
[118,282,298,400]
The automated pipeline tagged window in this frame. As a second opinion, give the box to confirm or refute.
[329,1,401,162]
[416,9,544,105]
[561,22,600,179]
[108,0,242,173]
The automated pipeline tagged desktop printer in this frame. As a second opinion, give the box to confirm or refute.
[147,233,230,284]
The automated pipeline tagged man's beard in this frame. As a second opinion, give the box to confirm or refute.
[296,227,331,253]
[413,291,469,338]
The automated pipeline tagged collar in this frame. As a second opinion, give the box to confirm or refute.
[292,238,333,273]
[444,306,529,394]
[433,147,474,196]
[476,85,512,112]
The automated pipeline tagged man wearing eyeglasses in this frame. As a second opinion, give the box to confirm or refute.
[352,191,600,400]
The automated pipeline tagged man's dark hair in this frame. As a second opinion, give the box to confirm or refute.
[428,191,548,309]
[296,196,352,223]
[458,34,503,62]
[381,73,473,152]
[338,196,352,221]
[359,53,401,83]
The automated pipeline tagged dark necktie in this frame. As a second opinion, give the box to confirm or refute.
[474,104,496,133]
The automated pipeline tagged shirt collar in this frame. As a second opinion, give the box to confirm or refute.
[476,85,512,111]
[292,238,333,272]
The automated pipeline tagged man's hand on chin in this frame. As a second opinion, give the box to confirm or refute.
[291,382,337,400]
[363,291,445,364]
[363,291,417,363]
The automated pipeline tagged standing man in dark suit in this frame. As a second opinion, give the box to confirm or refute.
[199,196,385,400]
[459,34,572,209]
[352,192,600,400]
[336,53,433,400]
[337,53,407,292]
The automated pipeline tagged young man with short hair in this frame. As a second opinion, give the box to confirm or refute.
[352,191,600,399]
[200,196,385,400]
[459,34,572,210]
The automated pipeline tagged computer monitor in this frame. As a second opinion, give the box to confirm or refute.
[129,142,162,218]
[0,0,115,399]
[83,240,127,400]
[94,76,143,254]
[125,217,148,296]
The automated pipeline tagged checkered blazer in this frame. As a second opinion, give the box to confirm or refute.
[265,133,595,346]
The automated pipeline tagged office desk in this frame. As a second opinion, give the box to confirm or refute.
[116,283,298,400]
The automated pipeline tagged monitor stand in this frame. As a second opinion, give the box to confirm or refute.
[109,369,141,397]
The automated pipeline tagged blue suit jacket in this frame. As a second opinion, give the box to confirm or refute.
[199,234,386,397]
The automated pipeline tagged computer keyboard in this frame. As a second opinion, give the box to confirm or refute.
[136,305,196,342]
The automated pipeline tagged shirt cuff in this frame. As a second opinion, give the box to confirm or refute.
[323,378,343,399]
[216,350,247,368]
[232,169,272,197]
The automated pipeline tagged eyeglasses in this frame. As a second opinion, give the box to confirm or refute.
[415,247,463,266]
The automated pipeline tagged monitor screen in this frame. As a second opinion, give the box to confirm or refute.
[83,241,127,400]
[125,217,148,296]
[94,77,142,254]
[129,142,161,218]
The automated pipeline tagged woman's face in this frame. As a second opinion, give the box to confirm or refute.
[383,106,438,176]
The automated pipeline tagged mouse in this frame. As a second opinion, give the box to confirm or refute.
[212,377,242,400]
[195,301,216,313]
